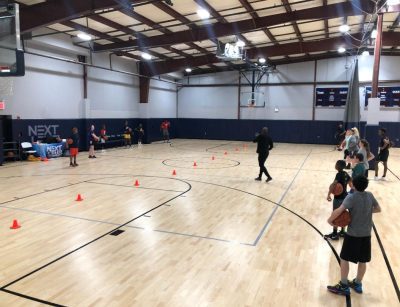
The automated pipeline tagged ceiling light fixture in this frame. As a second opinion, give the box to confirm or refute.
[258,57,266,64]
[77,32,92,41]
[338,47,346,53]
[185,68,192,73]
[361,50,370,56]
[339,24,350,33]
[387,0,400,5]
[197,8,210,19]
[141,52,152,60]
[236,40,245,47]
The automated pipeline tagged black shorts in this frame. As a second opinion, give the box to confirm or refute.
[340,234,371,263]
[377,151,389,162]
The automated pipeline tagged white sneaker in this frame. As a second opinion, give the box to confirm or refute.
[374,176,380,181]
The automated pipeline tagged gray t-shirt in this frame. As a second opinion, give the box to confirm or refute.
[358,147,369,169]
[342,191,379,237]
[348,135,359,152]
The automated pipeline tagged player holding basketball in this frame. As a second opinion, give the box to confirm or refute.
[160,120,170,143]
[123,120,132,147]
[253,127,273,183]
[68,127,79,167]
[325,160,350,240]
[375,128,391,180]
[327,175,381,296]
[88,125,98,158]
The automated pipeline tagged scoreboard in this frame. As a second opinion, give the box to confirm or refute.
[315,88,348,107]
[365,86,400,107]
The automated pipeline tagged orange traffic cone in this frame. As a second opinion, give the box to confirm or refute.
[193,162,197,167]
[235,148,239,151]
[134,180,140,187]
[224,151,228,155]
[76,194,83,201]
[212,156,215,160]
[172,170,177,176]
[10,219,21,229]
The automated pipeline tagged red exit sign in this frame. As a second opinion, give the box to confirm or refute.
[0,101,5,110]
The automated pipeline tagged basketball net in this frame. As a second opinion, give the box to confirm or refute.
[0,78,14,101]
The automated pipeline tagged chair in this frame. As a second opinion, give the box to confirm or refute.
[21,142,37,156]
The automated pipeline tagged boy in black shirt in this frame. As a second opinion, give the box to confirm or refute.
[324,160,350,240]
[68,127,79,167]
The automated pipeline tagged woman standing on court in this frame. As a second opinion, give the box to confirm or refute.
[375,128,391,180]
[253,127,273,183]
[88,125,99,159]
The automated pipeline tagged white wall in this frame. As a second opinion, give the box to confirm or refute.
[0,31,177,120]
[178,56,400,122]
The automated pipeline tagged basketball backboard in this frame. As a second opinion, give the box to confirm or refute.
[0,3,25,77]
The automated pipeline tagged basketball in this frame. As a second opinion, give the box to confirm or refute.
[94,136,100,142]
[333,210,351,227]
[329,183,343,196]
[67,138,73,145]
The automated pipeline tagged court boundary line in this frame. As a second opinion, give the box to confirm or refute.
[0,288,66,307]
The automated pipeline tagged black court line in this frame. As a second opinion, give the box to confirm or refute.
[0,289,65,307]
[0,177,191,291]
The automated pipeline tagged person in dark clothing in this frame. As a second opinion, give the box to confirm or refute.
[253,127,274,182]
[374,128,390,180]
[68,127,80,167]
[335,122,346,150]
[135,123,145,145]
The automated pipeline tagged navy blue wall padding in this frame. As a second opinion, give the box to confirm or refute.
[10,118,397,151]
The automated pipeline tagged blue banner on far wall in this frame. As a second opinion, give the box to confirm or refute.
[316,88,348,107]
[364,86,400,107]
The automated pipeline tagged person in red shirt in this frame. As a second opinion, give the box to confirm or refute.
[100,124,107,150]
[160,120,170,143]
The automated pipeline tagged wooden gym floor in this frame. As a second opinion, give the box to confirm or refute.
[0,140,399,307]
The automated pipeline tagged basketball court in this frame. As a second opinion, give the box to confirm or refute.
[1,0,400,306]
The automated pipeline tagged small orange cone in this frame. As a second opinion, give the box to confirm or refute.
[76,194,83,201]
[193,162,197,167]
[134,180,140,187]
[172,170,177,176]
[212,156,215,160]
[235,148,239,151]
[224,151,228,155]
[10,219,21,229]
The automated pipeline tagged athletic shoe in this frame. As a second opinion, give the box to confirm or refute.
[324,232,339,241]
[70,163,74,167]
[254,177,262,181]
[92,156,97,158]
[266,177,273,183]
[348,279,363,294]
[339,230,346,238]
[327,281,350,296]
[374,176,380,181]
[74,163,79,167]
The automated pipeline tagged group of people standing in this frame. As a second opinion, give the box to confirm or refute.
[336,123,391,179]
[66,120,171,167]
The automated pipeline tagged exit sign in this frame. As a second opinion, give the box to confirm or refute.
[0,101,5,110]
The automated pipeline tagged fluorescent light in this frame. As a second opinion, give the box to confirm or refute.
[197,8,210,19]
[339,24,350,33]
[371,29,377,39]
[362,50,370,56]
[258,57,266,64]
[338,47,346,53]
[236,40,245,47]
[141,52,152,60]
[77,32,92,41]
[185,68,192,73]
[387,0,400,5]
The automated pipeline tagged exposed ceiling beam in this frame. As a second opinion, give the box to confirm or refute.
[20,0,151,33]
[322,0,329,38]
[140,32,400,76]
[95,1,373,52]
